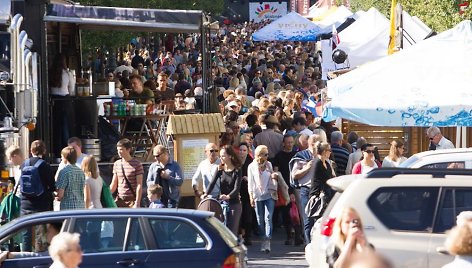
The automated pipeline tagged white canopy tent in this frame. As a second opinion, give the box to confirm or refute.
[324,20,472,147]
[315,5,353,31]
[252,12,322,41]
[320,7,432,79]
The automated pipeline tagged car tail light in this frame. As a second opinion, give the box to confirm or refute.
[321,217,336,237]
[222,254,237,268]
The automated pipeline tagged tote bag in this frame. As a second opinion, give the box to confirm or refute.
[100,178,117,208]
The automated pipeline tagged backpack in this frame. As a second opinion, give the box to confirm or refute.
[20,159,45,197]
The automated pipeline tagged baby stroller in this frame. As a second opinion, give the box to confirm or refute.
[197,197,229,224]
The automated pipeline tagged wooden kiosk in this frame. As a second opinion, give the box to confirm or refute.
[166,113,226,208]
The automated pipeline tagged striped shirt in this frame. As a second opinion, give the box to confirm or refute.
[331,144,350,177]
[113,158,144,198]
[56,164,85,210]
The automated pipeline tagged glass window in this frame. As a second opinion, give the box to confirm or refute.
[368,187,439,232]
[421,162,465,169]
[126,219,146,251]
[72,218,127,253]
[149,218,206,249]
[434,188,472,233]
[0,220,64,256]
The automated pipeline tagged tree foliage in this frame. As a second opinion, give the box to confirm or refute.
[349,0,469,32]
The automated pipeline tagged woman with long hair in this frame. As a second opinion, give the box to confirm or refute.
[239,142,254,245]
[82,155,103,209]
[247,145,279,253]
[352,144,379,175]
[382,140,407,167]
[204,145,243,236]
[327,207,373,268]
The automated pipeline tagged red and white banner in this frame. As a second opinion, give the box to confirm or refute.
[290,0,297,12]
[297,0,310,16]
[249,2,288,23]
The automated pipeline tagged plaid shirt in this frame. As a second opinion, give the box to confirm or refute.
[56,164,85,210]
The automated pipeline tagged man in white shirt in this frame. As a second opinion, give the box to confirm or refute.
[192,143,221,198]
[427,127,455,150]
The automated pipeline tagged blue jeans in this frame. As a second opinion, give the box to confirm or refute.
[297,187,311,242]
[255,198,275,239]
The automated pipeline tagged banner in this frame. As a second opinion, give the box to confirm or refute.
[290,0,297,12]
[297,0,310,16]
[250,2,288,23]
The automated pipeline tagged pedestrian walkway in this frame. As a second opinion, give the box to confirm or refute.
[247,226,308,267]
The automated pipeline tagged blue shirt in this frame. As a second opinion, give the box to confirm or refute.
[146,160,184,203]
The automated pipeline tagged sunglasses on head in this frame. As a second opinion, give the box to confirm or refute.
[364,150,375,154]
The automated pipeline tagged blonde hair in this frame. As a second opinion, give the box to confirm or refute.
[81,155,99,179]
[445,222,472,256]
[48,232,81,262]
[5,145,22,159]
[331,207,364,249]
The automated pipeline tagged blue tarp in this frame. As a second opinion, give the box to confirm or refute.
[252,12,322,41]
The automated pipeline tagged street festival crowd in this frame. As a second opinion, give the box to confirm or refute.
[2,19,462,267]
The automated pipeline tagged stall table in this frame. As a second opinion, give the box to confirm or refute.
[105,114,169,158]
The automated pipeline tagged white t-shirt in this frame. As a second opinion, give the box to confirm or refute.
[50,69,73,96]
[382,156,407,168]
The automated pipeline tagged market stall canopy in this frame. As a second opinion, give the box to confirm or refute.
[0,0,11,25]
[252,12,322,41]
[324,20,472,127]
[44,4,205,33]
[315,5,353,30]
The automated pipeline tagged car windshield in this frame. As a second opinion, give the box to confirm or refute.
[399,155,419,168]
[206,217,238,247]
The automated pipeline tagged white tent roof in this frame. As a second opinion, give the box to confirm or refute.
[336,7,390,68]
[316,5,353,30]
[325,20,472,127]
[402,10,433,48]
[252,12,322,41]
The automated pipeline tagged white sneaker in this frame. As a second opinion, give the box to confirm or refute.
[265,240,271,253]
[260,240,267,252]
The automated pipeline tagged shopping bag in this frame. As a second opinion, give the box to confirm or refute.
[100,178,117,208]
[289,194,300,225]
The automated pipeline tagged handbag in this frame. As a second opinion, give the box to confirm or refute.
[100,177,117,208]
[305,192,328,218]
[275,172,290,207]
[289,194,301,225]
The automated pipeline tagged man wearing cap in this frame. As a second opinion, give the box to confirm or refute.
[253,114,283,162]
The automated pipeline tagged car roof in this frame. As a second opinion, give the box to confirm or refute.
[408,148,472,158]
[2,209,214,228]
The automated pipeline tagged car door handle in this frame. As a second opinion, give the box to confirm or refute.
[116,258,142,266]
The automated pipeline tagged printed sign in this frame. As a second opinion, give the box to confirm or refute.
[250,2,288,23]
[181,139,209,179]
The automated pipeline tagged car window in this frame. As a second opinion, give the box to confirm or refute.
[421,161,465,169]
[0,220,65,255]
[434,188,472,233]
[148,218,206,249]
[72,218,127,253]
[126,218,146,251]
[368,187,439,232]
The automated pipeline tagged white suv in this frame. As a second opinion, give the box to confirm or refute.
[400,148,472,169]
[307,169,472,268]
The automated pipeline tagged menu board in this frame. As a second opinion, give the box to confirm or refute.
[181,139,209,179]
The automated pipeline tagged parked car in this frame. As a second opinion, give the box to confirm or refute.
[307,168,472,268]
[0,208,247,268]
[400,148,472,169]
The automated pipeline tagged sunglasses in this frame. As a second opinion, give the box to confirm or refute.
[365,150,375,154]
[209,149,219,153]
[154,153,163,158]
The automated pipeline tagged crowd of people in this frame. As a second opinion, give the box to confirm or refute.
[4,17,463,267]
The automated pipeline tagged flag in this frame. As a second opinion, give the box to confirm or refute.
[388,0,397,55]
[331,25,340,50]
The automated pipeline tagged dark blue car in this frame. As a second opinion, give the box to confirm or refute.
[0,209,247,268]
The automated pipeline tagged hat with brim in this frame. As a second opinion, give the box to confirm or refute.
[226,101,238,109]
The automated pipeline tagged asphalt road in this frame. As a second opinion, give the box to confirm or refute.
[246,226,309,268]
